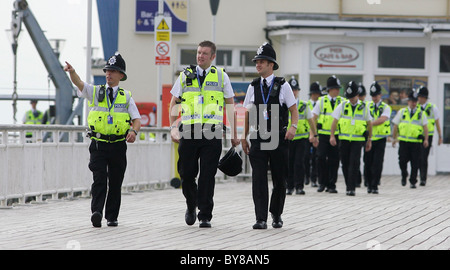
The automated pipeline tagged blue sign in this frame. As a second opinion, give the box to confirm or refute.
[136,0,188,33]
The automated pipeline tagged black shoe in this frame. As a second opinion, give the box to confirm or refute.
[317,185,325,192]
[199,220,211,228]
[107,220,118,227]
[272,215,283,228]
[286,188,294,195]
[311,182,318,187]
[296,189,305,195]
[372,190,379,194]
[346,190,355,196]
[401,178,407,186]
[91,211,102,228]
[185,208,196,226]
[410,184,416,189]
[305,178,310,185]
[420,181,426,186]
[367,189,372,194]
[328,189,338,194]
[253,220,267,229]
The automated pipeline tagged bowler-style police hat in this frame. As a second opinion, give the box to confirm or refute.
[418,86,429,98]
[345,81,359,99]
[252,42,279,70]
[218,147,243,177]
[358,83,366,96]
[409,89,419,101]
[369,81,382,97]
[327,75,341,90]
[310,82,322,94]
[288,76,300,91]
[104,52,127,81]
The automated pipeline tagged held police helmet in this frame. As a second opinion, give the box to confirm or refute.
[103,52,127,81]
[218,147,243,177]
[369,81,382,97]
[252,42,279,70]
[418,86,429,98]
[345,81,359,99]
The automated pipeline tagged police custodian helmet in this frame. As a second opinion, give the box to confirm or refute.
[252,42,279,70]
[218,147,243,177]
[104,52,127,81]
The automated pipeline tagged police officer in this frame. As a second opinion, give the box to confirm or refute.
[392,89,429,188]
[23,99,43,138]
[364,81,391,194]
[241,42,298,229]
[330,81,372,196]
[286,77,318,195]
[64,53,142,227]
[169,40,239,228]
[417,86,442,186]
[312,75,343,193]
[356,82,366,187]
[305,82,322,187]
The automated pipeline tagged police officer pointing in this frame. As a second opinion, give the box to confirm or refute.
[65,53,141,227]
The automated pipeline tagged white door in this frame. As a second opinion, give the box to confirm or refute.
[434,78,450,173]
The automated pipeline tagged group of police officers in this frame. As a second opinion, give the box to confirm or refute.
[58,40,441,229]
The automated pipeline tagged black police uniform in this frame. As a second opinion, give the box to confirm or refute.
[304,82,321,187]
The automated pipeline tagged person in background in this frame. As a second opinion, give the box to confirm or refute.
[23,99,43,138]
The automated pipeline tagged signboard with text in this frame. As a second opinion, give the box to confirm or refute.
[155,15,172,65]
[310,43,363,71]
[136,0,188,33]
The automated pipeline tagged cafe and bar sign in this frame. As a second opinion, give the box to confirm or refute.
[310,43,363,71]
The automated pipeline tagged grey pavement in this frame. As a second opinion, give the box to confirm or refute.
[1,175,450,250]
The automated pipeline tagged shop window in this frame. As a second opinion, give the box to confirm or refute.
[378,46,425,69]
[180,49,196,66]
[440,46,450,73]
[240,51,255,67]
[216,50,232,67]
[443,84,450,143]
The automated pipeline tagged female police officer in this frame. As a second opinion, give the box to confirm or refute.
[65,53,141,227]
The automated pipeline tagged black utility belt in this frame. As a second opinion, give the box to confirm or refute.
[88,131,126,142]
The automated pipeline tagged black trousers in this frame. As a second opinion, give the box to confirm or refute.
[339,140,365,191]
[287,139,308,190]
[419,135,433,183]
[249,139,288,222]
[398,141,422,185]
[363,138,387,190]
[317,134,340,189]
[304,141,318,183]
[89,140,127,221]
[177,137,222,221]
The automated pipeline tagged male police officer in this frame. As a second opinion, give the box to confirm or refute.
[330,81,372,196]
[364,82,391,194]
[392,89,429,188]
[305,82,322,187]
[417,86,442,186]
[241,42,298,229]
[312,76,343,193]
[169,40,239,228]
[286,77,318,195]
[65,53,141,227]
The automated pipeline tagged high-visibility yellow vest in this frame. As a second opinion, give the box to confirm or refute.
[179,66,224,126]
[288,100,309,140]
[398,108,424,143]
[338,101,368,141]
[87,85,131,143]
[419,103,436,135]
[25,110,43,125]
[317,95,344,135]
[368,101,391,141]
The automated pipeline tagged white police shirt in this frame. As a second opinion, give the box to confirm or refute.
[78,83,141,120]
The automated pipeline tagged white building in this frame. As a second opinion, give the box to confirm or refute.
[94,0,450,174]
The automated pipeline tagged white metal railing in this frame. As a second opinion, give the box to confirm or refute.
[0,125,176,206]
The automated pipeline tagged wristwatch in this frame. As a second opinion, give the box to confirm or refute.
[291,124,297,129]
[129,129,138,135]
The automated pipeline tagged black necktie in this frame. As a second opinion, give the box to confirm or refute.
[263,79,269,96]
[199,70,206,86]
[410,109,415,118]
[108,87,114,103]
[330,98,336,109]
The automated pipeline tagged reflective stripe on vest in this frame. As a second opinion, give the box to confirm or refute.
[398,108,423,143]
[419,103,436,135]
[338,101,367,141]
[318,96,343,135]
[289,100,309,140]
[368,101,391,141]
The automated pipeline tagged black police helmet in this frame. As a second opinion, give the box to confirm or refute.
[358,83,366,96]
[252,42,279,70]
[288,76,300,90]
[218,147,243,177]
[103,52,127,81]
[326,75,341,90]
[408,89,419,101]
[418,86,429,98]
[345,81,359,99]
[369,81,382,97]
[310,81,322,94]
